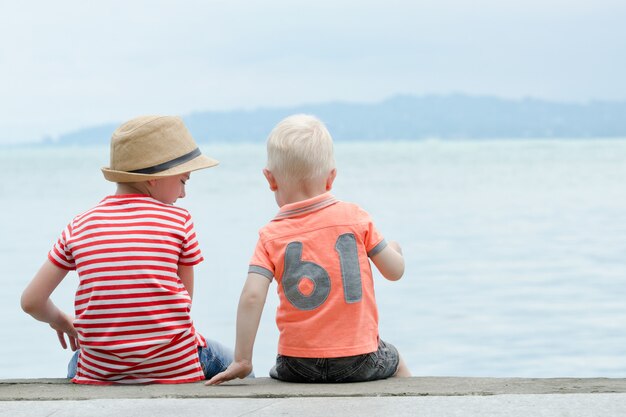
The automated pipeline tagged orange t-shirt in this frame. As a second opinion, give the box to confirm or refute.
[249,193,388,358]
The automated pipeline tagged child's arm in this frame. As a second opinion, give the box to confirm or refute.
[21,259,79,351]
[370,240,405,281]
[178,264,195,300]
[206,272,270,385]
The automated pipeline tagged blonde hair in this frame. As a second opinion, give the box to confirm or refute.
[266,114,335,182]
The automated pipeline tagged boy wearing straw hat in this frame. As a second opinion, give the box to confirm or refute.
[207,114,410,384]
[21,115,233,384]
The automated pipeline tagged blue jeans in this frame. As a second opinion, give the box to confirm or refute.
[197,339,235,379]
[270,339,399,383]
[67,339,236,380]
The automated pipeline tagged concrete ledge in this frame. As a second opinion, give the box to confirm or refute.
[2,377,626,401]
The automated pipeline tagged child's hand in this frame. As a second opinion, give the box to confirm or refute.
[50,311,79,351]
[205,360,253,385]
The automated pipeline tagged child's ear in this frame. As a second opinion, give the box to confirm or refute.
[325,169,337,191]
[263,169,278,191]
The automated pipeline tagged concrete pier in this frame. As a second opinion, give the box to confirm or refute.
[2,377,626,416]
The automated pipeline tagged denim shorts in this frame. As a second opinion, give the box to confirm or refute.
[269,339,399,383]
[67,339,235,380]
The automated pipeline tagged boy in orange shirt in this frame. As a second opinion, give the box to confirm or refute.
[208,114,410,384]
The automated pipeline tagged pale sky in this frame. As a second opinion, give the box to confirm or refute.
[1,0,625,143]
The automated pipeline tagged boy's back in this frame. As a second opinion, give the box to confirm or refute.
[250,192,386,358]
[51,194,206,384]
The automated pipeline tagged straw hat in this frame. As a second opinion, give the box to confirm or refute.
[101,115,219,182]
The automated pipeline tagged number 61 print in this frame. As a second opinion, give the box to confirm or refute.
[282,233,363,311]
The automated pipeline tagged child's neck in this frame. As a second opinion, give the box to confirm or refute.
[115,182,149,196]
[276,183,329,207]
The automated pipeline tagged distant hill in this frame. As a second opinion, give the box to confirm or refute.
[49,94,626,145]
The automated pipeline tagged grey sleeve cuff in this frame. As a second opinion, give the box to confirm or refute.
[248,265,274,281]
[367,239,388,257]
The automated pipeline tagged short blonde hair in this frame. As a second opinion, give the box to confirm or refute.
[266,114,335,181]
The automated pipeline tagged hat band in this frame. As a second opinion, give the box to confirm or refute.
[129,148,202,174]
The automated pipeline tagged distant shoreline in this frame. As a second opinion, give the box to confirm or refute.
[3,136,626,150]
[4,94,626,147]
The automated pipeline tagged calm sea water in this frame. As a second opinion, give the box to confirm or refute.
[2,139,626,378]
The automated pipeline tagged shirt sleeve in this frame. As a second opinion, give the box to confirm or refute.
[179,212,204,266]
[48,224,76,270]
[360,208,387,258]
[248,237,274,281]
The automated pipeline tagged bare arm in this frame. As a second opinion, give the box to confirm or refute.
[178,264,195,300]
[206,272,270,385]
[21,259,79,350]
[370,240,405,281]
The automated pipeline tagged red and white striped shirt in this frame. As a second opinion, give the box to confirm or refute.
[48,194,207,385]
